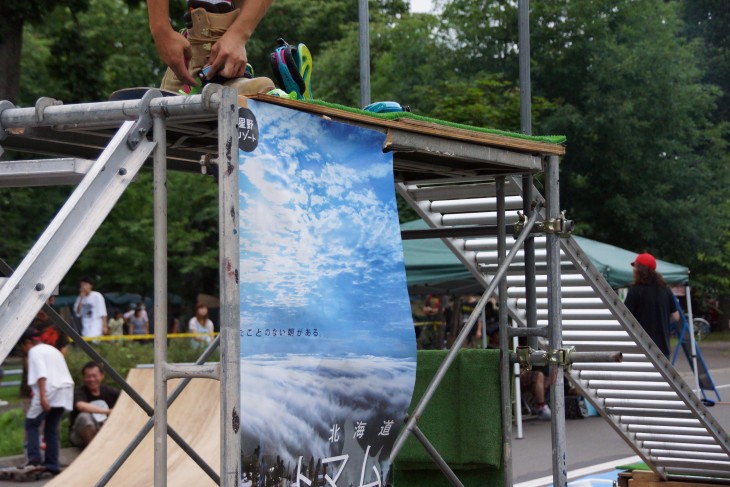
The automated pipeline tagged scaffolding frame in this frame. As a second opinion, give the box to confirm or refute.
[4,90,727,487]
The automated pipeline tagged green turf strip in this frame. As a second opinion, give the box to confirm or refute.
[616,462,650,471]
[302,98,567,145]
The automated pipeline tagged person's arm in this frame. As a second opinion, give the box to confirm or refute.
[75,401,112,416]
[74,296,82,316]
[38,377,50,412]
[102,316,109,336]
[143,319,149,335]
[147,0,197,85]
[205,0,273,79]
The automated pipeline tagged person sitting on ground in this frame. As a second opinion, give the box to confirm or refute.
[18,328,74,474]
[521,366,551,420]
[69,362,120,448]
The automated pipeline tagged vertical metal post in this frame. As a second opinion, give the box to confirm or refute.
[518,0,538,351]
[546,155,567,486]
[518,0,532,134]
[513,336,523,439]
[152,115,168,486]
[497,177,513,486]
[358,0,371,107]
[686,287,701,395]
[218,87,241,486]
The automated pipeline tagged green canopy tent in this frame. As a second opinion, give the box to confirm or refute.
[401,219,689,293]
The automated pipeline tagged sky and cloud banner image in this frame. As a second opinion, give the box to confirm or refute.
[238,100,417,487]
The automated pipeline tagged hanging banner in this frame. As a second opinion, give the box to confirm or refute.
[238,100,416,487]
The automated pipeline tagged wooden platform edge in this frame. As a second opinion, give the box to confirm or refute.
[618,470,725,487]
[246,94,566,157]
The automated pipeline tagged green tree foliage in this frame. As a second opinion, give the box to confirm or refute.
[5,0,730,325]
[20,0,161,104]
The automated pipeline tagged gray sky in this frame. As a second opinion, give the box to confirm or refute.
[410,0,435,13]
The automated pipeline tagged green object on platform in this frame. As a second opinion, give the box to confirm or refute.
[304,99,567,145]
[393,349,504,487]
[616,462,650,471]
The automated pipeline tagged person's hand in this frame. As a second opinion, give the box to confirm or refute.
[152,28,197,85]
[206,30,248,80]
[41,397,50,412]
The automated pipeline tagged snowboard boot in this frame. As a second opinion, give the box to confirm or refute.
[160,7,274,96]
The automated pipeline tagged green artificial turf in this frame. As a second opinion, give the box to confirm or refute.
[616,462,650,471]
[301,99,567,146]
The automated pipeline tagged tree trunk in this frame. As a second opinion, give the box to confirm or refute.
[0,10,24,104]
[717,293,730,332]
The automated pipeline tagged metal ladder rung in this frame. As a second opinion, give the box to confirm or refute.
[563,331,632,341]
[619,416,700,427]
[595,390,679,401]
[442,210,522,226]
[505,273,588,286]
[543,310,616,320]
[626,424,710,435]
[533,297,606,309]
[409,181,521,201]
[466,236,547,252]
[641,441,724,453]
[562,323,624,331]
[668,469,730,481]
[606,408,695,418]
[586,380,672,391]
[507,286,596,298]
[634,433,717,444]
[573,363,654,372]
[652,458,730,472]
[564,341,640,353]
[604,399,688,410]
[646,450,726,461]
[430,195,523,213]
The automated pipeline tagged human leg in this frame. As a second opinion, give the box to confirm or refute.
[24,412,45,465]
[42,408,65,473]
[69,412,99,447]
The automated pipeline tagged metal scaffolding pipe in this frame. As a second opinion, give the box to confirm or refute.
[0,92,220,129]
[388,207,540,464]
[218,87,241,486]
[152,113,168,487]
[497,177,513,487]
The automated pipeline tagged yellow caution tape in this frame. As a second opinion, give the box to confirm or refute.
[75,332,219,342]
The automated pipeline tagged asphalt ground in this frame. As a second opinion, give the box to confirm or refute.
[513,341,730,485]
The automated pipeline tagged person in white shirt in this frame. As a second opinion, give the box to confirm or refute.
[74,277,108,338]
[188,303,215,346]
[19,329,74,474]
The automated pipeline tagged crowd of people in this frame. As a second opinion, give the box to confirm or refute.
[8,276,217,474]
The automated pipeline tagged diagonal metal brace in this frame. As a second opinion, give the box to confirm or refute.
[127,89,161,149]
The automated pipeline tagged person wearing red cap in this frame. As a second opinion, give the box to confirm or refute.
[624,253,680,357]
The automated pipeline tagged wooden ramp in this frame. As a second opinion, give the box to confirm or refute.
[48,368,220,487]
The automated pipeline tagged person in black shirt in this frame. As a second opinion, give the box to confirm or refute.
[69,362,120,447]
[624,253,680,357]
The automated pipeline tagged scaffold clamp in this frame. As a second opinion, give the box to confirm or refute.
[516,345,534,370]
[127,89,161,149]
[0,100,16,143]
[547,346,576,371]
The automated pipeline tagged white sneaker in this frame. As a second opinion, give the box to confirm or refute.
[0,399,9,407]
[537,404,551,420]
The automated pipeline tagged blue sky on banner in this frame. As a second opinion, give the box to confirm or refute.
[238,101,414,358]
